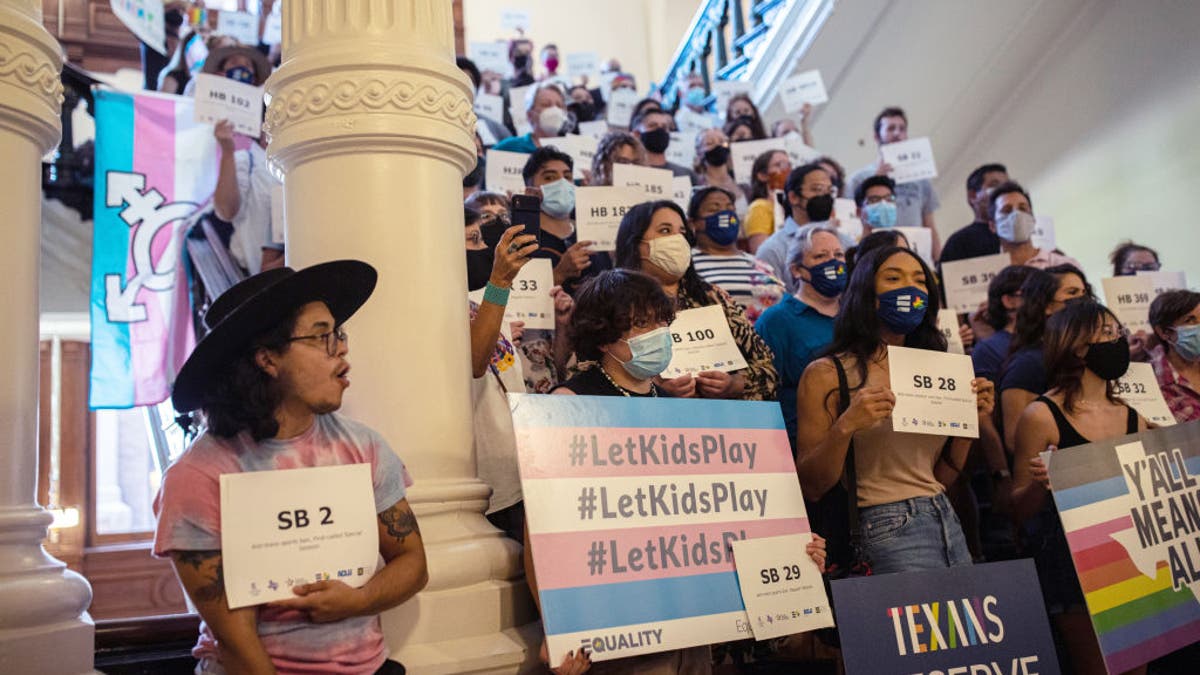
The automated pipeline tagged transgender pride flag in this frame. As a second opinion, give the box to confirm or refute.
[90,89,218,408]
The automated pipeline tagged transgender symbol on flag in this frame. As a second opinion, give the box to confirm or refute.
[102,171,195,323]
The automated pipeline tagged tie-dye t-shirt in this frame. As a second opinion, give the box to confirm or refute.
[153,413,411,675]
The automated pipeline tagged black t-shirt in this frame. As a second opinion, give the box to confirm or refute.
[939,221,1001,264]
[555,365,667,397]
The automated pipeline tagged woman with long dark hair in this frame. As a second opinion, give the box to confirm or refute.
[614,200,777,400]
[794,246,994,573]
[998,264,1091,450]
[744,149,792,253]
[1012,300,1148,675]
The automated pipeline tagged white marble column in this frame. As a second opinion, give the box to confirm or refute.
[265,2,536,672]
[0,1,95,673]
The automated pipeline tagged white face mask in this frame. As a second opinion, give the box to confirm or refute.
[646,234,692,280]
[995,210,1036,244]
[537,105,567,135]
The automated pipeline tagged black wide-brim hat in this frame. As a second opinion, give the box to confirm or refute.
[172,260,377,412]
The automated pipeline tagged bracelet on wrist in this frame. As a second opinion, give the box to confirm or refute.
[482,282,510,306]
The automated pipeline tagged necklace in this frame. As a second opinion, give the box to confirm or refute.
[599,364,658,397]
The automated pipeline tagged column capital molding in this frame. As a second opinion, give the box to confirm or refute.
[0,1,63,152]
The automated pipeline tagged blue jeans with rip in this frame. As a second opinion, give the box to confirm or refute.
[859,492,972,575]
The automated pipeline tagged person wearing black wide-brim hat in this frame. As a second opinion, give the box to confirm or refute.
[154,261,425,675]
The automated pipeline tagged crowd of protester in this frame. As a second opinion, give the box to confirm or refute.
[131,7,1200,674]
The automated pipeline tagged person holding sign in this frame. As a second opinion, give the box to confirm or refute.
[1148,290,1200,423]
[743,149,792,252]
[154,262,427,675]
[1011,300,1149,675]
[589,131,645,187]
[845,107,942,259]
[631,109,698,181]
[521,147,611,291]
[493,82,570,155]
[614,201,778,400]
[988,182,1080,270]
[755,225,845,448]
[999,264,1092,451]
[794,246,995,574]
[687,186,784,323]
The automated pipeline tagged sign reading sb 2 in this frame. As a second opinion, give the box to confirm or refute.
[277,506,334,529]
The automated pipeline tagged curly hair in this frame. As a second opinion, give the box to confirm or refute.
[591,131,645,187]
[199,308,301,441]
[569,269,676,361]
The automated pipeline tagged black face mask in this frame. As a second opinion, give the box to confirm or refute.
[568,101,596,124]
[513,53,530,71]
[1085,336,1131,381]
[704,145,730,166]
[640,127,671,154]
[805,194,835,221]
[463,155,485,188]
[466,248,494,292]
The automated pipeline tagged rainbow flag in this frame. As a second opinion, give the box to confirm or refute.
[510,394,816,664]
[1049,421,1200,673]
[90,89,217,408]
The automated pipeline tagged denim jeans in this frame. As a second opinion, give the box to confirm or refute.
[859,492,972,575]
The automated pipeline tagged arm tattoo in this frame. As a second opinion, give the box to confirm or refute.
[379,502,421,543]
[172,550,226,603]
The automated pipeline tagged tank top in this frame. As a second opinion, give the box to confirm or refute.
[1034,395,1138,449]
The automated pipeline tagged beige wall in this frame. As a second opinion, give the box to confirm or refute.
[461,0,695,94]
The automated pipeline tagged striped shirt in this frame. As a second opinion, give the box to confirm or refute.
[691,249,785,324]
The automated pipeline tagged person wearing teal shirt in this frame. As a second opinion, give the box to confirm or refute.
[493,82,569,154]
[755,225,845,447]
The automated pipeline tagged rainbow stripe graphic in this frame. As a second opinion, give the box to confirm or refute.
[1050,422,1200,673]
[510,394,813,664]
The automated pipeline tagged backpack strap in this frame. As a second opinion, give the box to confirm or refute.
[832,357,860,543]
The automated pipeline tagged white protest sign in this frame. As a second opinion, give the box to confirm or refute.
[474,92,505,123]
[566,52,600,79]
[612,163,672,200]
[881,137,938,185]
[508,84,532,127]
[888,345,979,438]
[110,0,166,55]
[663,305,748,378]
[606,88,639,128]
[193,73,265,137]
[500,8,531,32]
[1102,276,1155,332]
[894,227,933,267]
[216,10,259,46]
[1031,215,1056,251]
[504,258,555,330]
[941,253,1011,314]
[778,70,828,113]
[784,134,820,166]
[672,175,693,212]
[269,183,285,244]
[485,149,530,195]
[262,7,283,45]
[833,198,862,242]
[1137,269,1188,297]
[469,41,510,75]
[220,464,380,609]
[1116,363,1176,427]
[547,134,597,177]
[578,120,609,141]
[666,130,697,167]
[713,80,752,117]
[576,186,642,251]
[675,107,716,135]
[730,138,786,186]
[938,309,965,355]
[476,118,499,147]
[732,534,833,639]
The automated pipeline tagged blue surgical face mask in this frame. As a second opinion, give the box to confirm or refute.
[616,327,674,379]
[224,66,255,84]
[877,286,929,335]
[702,210,739,246]
[685,87,707,108]
[1173,324,1200,362]
[804,258,847,298]
[540,178,575,219]
[863,200,897,229]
